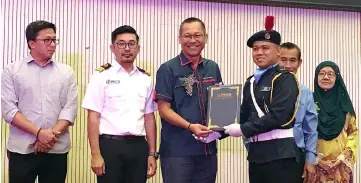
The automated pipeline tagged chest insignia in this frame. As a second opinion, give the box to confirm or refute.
[182,73,199,96]
[260,86,271,91]
[106,79,120,84]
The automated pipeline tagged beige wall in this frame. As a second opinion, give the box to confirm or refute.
[1,0,360,183]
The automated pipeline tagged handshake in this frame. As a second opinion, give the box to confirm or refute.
[34,128,61,153]
[191,123,243,143]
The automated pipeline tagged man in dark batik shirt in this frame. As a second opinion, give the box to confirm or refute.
[155,17,224,183]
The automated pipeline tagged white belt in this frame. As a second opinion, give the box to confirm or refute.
[250,128,294,142]
[248,76,293,142]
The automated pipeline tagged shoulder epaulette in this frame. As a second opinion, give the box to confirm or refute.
[95,63,112,72]
[246,75,254,81]
[137,66,151,76]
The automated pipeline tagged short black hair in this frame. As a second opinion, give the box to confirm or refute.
[280,42,302,60]
[111,25,139,43]
[179,17,206,35]
[25,20,56,49]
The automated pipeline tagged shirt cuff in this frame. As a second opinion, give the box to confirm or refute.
[155,93,172,103]
[58,111,76,124]
[4,108,19,124]
[305,152,317,164]
[81,105,102,114]
[240,124,251,138]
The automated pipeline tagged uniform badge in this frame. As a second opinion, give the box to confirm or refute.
[260,86,271,91]
[183,73,198,96]
[264,33,271,40]
[106,79,120,84]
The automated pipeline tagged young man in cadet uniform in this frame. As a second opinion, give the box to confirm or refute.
[238,42,319,183]
[220,16,301,183]
[155,17,224,183]
[82,25,158,183]
[279,42,318,183]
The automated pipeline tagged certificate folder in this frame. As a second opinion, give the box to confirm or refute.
[206,84,242,131]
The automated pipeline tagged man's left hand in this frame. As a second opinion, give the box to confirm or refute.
[224,124,243,137]
[147,156,157,178]
[303,162,316,183]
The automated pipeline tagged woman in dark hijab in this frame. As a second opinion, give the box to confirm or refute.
[313,61,358,183]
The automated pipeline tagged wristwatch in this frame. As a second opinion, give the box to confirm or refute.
[148,152,159,160]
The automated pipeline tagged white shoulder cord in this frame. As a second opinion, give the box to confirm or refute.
[249,77,265,118]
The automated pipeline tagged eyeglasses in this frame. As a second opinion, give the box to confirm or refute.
[181,34,204,41]
[36,38,59,45]
[318,71,336,78]
[115,41,138,49]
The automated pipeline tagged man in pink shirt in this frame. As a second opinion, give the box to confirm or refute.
[1,20,78,183]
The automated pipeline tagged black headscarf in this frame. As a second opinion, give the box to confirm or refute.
[313,61,355,140]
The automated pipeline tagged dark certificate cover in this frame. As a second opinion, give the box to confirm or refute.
[207,84,242,131]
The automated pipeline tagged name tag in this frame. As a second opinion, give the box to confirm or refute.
[260,86,271,91]
[106,80,120,84]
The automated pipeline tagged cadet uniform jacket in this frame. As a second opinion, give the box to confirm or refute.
[240,65,300,163]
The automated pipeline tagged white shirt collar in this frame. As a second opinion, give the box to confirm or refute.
[112,61,138,75]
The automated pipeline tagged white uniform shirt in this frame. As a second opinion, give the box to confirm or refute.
[82,62,157,136]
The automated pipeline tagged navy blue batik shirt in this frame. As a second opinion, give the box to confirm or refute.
[155,51,223,157]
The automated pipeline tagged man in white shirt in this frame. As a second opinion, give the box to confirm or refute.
[82,25,158,183]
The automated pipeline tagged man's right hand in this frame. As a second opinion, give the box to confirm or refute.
[189,124,212,137]
[91,154,105,176]
[34,139,56,152]
[37,129,60,144]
